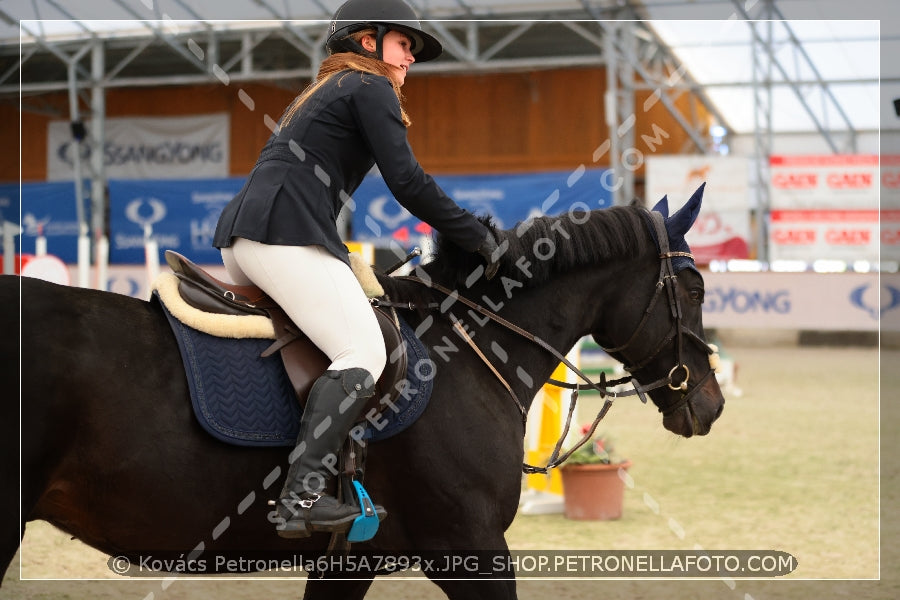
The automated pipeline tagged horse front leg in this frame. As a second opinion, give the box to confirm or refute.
[0,519,20,586]
[0,422,22,584]
[427,543,518,600]
[432,577,517,600]
[302,572,375,600]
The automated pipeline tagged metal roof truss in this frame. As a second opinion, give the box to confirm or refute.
[2,5,729,215]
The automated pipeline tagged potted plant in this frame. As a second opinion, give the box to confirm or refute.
[558,425,632,521]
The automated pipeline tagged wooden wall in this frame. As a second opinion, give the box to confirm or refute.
[405,69,709,174]
[4,66,711,183]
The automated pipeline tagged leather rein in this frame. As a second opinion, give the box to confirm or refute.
[380,210,717,474]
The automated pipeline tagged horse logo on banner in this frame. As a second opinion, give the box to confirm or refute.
[849,282,900,320]
[125,197,167,230]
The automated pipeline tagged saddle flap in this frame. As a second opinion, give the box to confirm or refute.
[280,306,408,414]
[374,307,407,404]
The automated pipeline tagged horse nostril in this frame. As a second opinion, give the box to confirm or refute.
[714,402,724,421]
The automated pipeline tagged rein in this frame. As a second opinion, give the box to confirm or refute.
[385,210,717,474]
[386,276,610,421]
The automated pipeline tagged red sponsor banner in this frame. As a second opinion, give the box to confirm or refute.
[881,209,900,261]
[771,209,878,223]
[769,155,880,263]
[883,156,900,261]
[769,209,879,262]
[769,155,879,167]
[769,154,878,209]
[884,169,900,190]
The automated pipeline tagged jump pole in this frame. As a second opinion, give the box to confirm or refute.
[35,224,47,257]
[144,224,159,297]
[94,229,109,291]
[1,220,20,274]
[519,347,580,515]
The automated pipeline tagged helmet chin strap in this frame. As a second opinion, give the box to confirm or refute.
[346,24,387,60]
[373,25,388,60]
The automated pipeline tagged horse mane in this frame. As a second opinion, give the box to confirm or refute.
[377,205,652,303]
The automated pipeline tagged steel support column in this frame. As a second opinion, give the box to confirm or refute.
[66,41,92,287]
[90,39,108,289]
[750,18,774,264]
[603,22,636,206]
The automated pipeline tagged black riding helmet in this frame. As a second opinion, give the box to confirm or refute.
[327,0,443,63]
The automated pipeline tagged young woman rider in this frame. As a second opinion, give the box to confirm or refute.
[213,0,500,538]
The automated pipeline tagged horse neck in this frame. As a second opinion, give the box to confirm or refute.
[454,266,610,414]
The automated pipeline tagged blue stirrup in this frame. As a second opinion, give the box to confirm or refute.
[347,480,380,542]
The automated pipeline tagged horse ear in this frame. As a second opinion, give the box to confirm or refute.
[667,182,705,237]
[651,195,669,218]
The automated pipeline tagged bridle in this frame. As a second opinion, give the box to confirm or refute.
[380,210,719,473]
[581,210,719,417]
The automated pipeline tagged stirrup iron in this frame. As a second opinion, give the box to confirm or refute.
[347,480,380,542]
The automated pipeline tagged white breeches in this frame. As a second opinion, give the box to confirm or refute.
[221,238,386,381]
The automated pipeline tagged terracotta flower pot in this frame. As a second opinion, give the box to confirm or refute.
[560,460,632,521]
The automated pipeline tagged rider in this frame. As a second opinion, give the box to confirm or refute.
[213,0,500,538]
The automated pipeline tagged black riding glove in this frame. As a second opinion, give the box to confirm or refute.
[476,230,501,280]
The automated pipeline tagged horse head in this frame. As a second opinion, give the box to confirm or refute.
[593,183,724,437]
[393,184,724,438]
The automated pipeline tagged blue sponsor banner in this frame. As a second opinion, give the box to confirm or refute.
[109,177,245,264]
[0,183,17,224]
[350,169,613,246]
[1,181,88,262]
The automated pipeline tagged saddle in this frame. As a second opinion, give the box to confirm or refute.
[163,250,407,411]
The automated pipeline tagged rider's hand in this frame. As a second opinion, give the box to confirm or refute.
[476,230,502,280]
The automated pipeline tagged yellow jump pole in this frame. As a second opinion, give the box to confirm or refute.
[520,346,580,514]
[525,361,568,495]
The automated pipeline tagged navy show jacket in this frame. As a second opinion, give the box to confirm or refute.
[213,70,488,264]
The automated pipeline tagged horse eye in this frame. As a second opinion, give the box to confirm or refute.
[690,289,704,304]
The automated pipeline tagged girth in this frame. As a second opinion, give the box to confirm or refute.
[163,250,407,411]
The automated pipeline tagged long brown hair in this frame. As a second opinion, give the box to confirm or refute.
[281,30,410,128]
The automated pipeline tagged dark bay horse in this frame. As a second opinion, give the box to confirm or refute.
[1,188,724,599]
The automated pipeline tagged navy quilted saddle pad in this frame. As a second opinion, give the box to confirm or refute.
[155,294,435,447]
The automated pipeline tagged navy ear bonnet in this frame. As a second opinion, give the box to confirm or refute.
[646,182,706,276]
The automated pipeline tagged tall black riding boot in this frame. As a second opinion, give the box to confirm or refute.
[275,368,386,539]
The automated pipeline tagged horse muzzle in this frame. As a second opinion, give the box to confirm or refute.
[661,368,724,438]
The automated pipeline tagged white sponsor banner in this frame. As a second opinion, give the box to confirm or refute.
[47,114,230,181]
[882,155,900,262]
[769,154,878,209]
[769,209,880,263]
[645,156,751,263]
[701,271,886,332]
